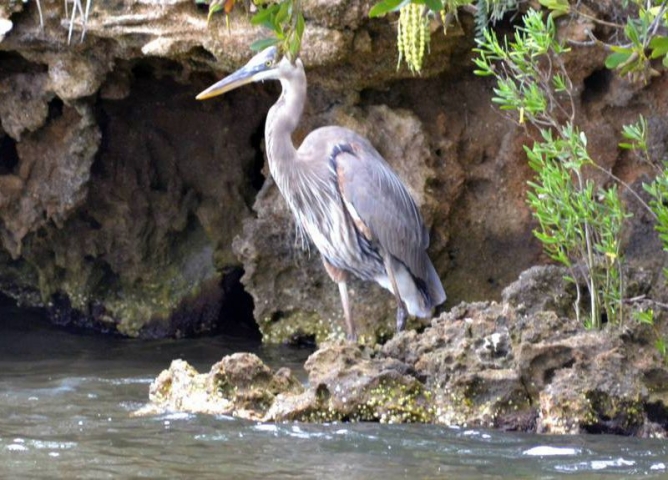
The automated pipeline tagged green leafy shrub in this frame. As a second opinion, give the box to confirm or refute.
[602,1,668,82]
[473,10,631,328]
[249,0,304,59]
[473,7,668,358]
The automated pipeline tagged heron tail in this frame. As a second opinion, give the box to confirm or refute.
[381,255,446,318]
[422,258,446,310]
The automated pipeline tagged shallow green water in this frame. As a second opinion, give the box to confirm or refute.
[1,307,666,479]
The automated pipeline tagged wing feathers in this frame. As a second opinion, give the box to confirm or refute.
[331,141,445,309]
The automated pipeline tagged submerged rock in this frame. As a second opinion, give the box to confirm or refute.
[139,268,668,436]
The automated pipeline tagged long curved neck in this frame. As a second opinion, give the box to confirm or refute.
[265,62,306,180]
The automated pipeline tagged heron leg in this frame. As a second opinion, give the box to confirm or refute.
[338,282,357,341]
[323,260,356,341]
[383,254,408,332]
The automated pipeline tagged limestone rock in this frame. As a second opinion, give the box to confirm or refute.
[0,72,51,140]
[501,265,576,318]
[1,103,100,257]
[537,351,646,435]
[47,54,110,101]
[138,275,668,436]
[267,341,433,423]
[382,302,532,429]
[137,353,303,419]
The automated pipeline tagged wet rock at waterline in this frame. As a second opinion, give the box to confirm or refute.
[135,353,303,420]
[138,272,668,436]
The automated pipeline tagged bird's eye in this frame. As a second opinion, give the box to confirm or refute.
[265,60,272,67]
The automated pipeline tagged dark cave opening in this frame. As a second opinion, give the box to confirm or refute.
[217,267,260,340]
[47,97,64,122]
[130,57,184,82]
[0,291,17,308]
[1,56,277,342]
[645,401,668,428]
[0,134,19,175]
[582,68,612,105]
[133,265,260,341]
[249,122,267,191]
[185,46,219,71]
[88,58,271,341]
[0,51,48,76]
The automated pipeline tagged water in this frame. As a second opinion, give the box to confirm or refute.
[1,308,666,479]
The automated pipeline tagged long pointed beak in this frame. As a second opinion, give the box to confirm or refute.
[196,65,257,100]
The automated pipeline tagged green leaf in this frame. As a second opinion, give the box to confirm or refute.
[553,74,567,91]
[251,5,279,26]
[473,69,494,77]
[369,0,410,18]
[625,20,641,47]
[605,51,632,69]
[608,44,634,54]
[649,36,668,58]
[538,0,570,17]
[296,11,305,39]
[538,0,568,10]
[274,1,290,28]
[635,310,654,325]
[424,0,444,12]
[250,37,280,52]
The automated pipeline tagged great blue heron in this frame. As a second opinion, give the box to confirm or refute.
[197,46,446,340]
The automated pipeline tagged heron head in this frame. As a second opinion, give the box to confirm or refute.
[196,46,293,100]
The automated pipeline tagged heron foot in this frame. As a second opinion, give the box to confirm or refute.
[396,304,407,332]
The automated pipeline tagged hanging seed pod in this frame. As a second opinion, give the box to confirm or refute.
[397,3,430,74]
[409,3,419,72]
[397,5,406,69]
[399,4,412,71]
[417,5,428,69]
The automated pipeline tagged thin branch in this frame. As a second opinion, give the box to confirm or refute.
[572,9,626,30]
[624,294,668,310]
[588,162,658,221]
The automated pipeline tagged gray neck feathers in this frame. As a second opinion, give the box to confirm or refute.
[265,63,306,181]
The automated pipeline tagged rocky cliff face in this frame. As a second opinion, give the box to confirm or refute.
[1,1,666,340]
